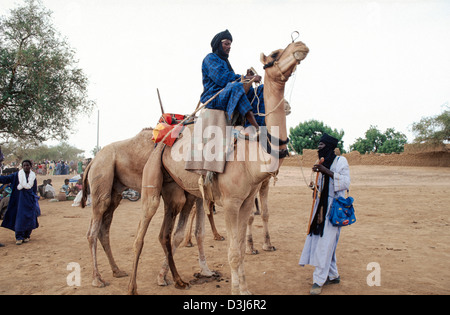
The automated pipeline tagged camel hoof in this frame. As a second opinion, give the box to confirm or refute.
[157,276,172,286]
[246,249,259,255]
[214,235,225,241]
[127,288,139,295]
[113,270,128,278]
[185,241,194,248]
[263,245,276,252]
[175,280,191,290]
[92,278,109,288]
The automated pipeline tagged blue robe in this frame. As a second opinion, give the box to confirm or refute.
[201,53,265,124]
[0,172,41,233]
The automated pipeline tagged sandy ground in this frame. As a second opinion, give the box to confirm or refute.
[1,164,450,295]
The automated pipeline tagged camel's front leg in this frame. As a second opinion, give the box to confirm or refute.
[224,196,254,295]
[158,195,194,286]
[128,148,164,295]
[158,183,191,290]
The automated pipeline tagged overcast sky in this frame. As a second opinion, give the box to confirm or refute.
[1,0,449,156]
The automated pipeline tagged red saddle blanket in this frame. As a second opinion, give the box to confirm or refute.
[151,113,187,146]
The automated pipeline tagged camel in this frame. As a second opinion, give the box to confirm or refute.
[81,128,216,287]
[128,40,309,295]
[82,128,155,287]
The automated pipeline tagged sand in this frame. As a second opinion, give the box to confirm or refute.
[1,164,450,295]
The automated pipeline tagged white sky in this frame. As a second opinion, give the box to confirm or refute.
[1,0,449,156]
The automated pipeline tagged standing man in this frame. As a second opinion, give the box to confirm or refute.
[299,133,350,295]
[0,160,41,245]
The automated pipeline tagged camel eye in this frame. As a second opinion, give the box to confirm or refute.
[271,52,279,59]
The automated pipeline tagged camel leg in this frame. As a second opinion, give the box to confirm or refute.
[182,207,196,247]
[158,184,192,290]
[223,195,255,295]
[245,211,258,255]
[128,147,164,295]
[195,198,214,277]
[87,191,124,287]
[87,211,108,288]
[259,178,275,252]
[97,191,128,278]
[207,202,225,241]
[254,197,261,215]
[158,195,195,285]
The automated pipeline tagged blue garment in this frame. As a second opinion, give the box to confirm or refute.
[0,172,41,234]
[201,53,265,122]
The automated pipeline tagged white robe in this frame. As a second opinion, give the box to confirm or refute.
[299,156,351,285]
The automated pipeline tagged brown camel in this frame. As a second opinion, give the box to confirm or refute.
[128,40,309,295]
[81,128,155,287]
[81,128,223,287]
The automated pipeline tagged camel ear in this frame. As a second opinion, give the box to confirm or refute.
[260,52,267,65]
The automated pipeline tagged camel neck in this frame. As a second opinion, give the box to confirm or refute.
[263,80,288,150]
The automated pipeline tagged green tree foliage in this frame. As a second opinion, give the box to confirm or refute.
[411,108,450,144]
[350,125,407,154]
[2,140,83,163]
[289,119,345,154]
[0,0,94,143]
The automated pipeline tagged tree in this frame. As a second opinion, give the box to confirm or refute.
[411,108,450,144]
[350,126,407,154]
[2,140,84,163]
[289,119,345,154]
[0,0,94,143]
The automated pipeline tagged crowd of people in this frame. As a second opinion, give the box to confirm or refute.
[34,160,85,176]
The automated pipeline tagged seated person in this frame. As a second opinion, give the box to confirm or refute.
[62,179,71,196]
[201,29,264,130]
[38,180,47,198]
[0,185,11,219]
[44,179,56,199]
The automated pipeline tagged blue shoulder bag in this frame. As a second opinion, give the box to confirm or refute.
[329,191,356,227]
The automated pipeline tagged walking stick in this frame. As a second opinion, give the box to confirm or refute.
[307,157,324,235]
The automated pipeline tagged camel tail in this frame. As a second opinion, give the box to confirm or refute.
[81,161,92,208]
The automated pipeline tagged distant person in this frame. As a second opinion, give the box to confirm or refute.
[38,180,47,199]
[0,185,12,219]
[0,160,41,245]
[62,179,71,196]
[299,133,351,295]
[44,179,56,199]
[77,160,83,174]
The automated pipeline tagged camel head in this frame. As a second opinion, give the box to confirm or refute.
[260,41,309,83]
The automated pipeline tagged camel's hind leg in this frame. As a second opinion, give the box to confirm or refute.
[245,178,274,255]
[87,189,125,287]
[128,146,164,295]
[259,178,275,252]
[207,202,225,241]
[98,191,128,278]
[195,198,214,277]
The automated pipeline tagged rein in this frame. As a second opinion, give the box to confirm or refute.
[237,130,290,159]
